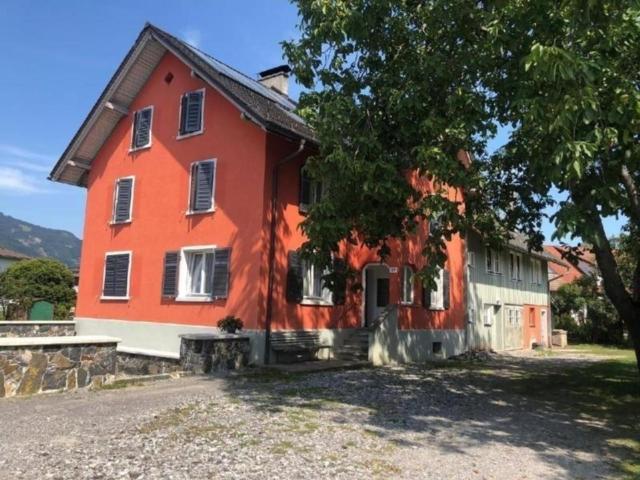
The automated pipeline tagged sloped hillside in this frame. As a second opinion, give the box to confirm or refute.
[0,212,81,267]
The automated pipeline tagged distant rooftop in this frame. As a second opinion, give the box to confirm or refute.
[0,247,31,261]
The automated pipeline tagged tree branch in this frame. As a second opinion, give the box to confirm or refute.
[621,164,640,226]
[582,205,637,319]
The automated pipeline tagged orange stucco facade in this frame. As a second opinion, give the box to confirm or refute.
[76,51,467,338]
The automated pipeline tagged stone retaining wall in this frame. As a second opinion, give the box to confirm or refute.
[0,321,76,338]
[180,334,250,373]
[0,338,118,398]
[116,352,182,376]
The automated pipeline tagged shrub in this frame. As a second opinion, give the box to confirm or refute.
[0,259,75,320]
[217,315,243,333]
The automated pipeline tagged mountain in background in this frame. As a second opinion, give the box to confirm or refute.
[0,212,81,268]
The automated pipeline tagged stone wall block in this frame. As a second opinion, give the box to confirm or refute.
[51,352,74,370]
[16,352,47,396]
[42,368,67,392]
[0,322,76,338]
[66,370,77,390]
[1,342,117,398]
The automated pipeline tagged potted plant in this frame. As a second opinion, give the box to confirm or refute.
[217,315,243,334]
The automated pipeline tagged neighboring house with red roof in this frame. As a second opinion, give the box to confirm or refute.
[0,247,30,273]
[544,245,598,292]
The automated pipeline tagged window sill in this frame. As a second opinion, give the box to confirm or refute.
[186,208,215,216]
[301,298,333,306]
[110,220,132,226]
[429,306,445,311]
[175,296,214,303]
[100,296,130,301]
[400,301,417,307]
[176,130,204,140]
[129,144,151,153]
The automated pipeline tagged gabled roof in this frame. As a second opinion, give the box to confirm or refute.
[506,232,566,265]
[49,23,315,187]
[0,247,31,261]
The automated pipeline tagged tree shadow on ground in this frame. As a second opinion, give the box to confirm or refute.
[219,353,640,479]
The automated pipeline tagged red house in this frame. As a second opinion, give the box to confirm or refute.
[49,24,469,364]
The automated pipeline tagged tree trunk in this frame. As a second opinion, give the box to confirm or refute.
[584,212,640,374]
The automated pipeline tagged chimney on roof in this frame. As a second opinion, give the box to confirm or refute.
[258,65,291,96]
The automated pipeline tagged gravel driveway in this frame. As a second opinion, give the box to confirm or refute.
[0,353,630,480]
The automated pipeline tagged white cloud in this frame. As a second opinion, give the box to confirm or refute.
[0,144,54,163]
[2,158,50,173]
[182,28,202,48]
[0,167,49,194]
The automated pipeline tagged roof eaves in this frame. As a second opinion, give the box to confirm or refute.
[49,25,156,183]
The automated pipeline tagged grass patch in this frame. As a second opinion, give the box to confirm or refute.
[138,404,196,434]
[494,348,639,417]
[568,344,636,359]
[270,440,294,455]
[97,379,144,390]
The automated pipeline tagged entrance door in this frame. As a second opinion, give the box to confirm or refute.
[364,265,390,327]
[503,306,524,350]
[540,309,548,346]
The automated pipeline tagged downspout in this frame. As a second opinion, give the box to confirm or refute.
[264,139,307,364]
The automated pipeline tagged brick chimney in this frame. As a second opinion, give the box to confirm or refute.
[258,65,291,96]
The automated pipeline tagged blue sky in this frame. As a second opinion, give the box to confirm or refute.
[0,1,625,242]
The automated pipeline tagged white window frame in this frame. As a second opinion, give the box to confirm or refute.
[177,245,217,302]
[299,173,324,213]
[301,259,333,306]
[177,88,205,140]
[130,105,154,151]
[401,265,415,305]
[186,159,217,215]
[111,176,135,225]
[485,248,501,274]
[505,305,522,326]
[101,251,132,300]
[509,252,522,282]
[429,268,445,310]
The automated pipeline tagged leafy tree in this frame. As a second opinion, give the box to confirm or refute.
[614,223,640,293]
[553,275,625,345]
[0,259,76,320]
[284,0,640,371]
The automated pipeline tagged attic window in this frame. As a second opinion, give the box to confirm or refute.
[164,72,174,84]
[179,89,205,137]
[131,106,153,150]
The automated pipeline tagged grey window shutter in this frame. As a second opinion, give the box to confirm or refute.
[133,108,152,148]
[103,256,117,297]
[181,91,203,134]
[114,178,133,223]
[299,167,311,213]
[331,258,347,305]
[443,269,451,310]
[191,162,215,211]
[212,248,230,298]
[286,250,303,303]
[103,254,129,297]
[180,94,189,134]
[422,283,431,308]
[162,252,179,297]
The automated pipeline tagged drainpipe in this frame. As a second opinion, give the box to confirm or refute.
[264,139,307,364]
